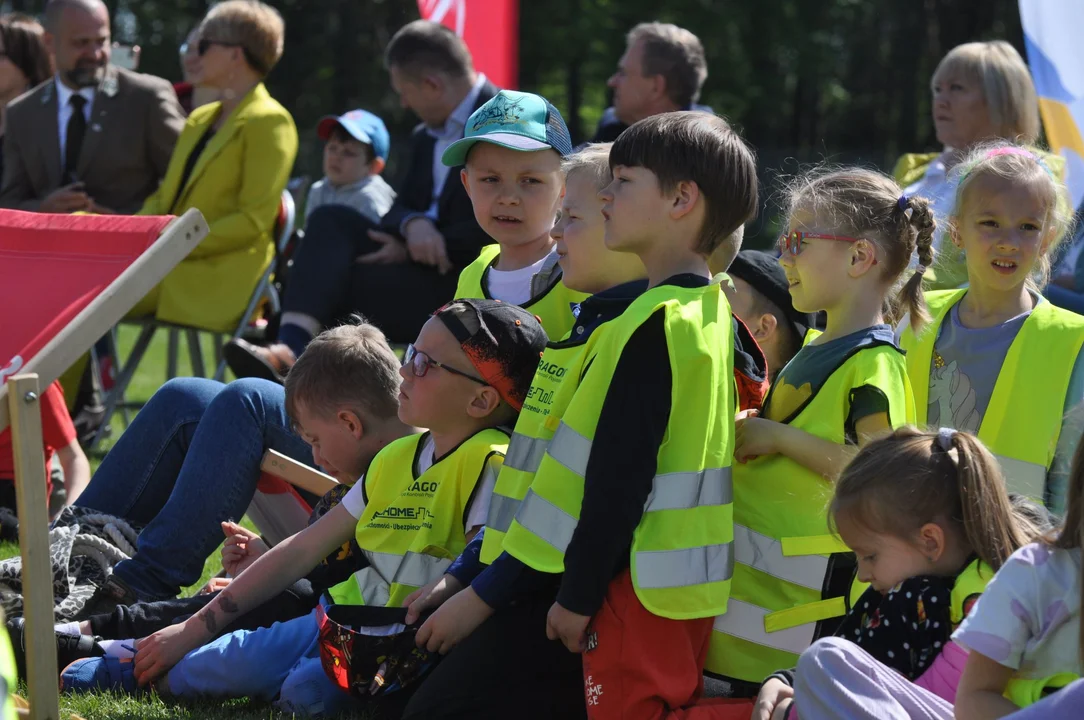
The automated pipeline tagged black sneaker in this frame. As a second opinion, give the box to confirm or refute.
[6,616,105,681]
[73,574,140,622]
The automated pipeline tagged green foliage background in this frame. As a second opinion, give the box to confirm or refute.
[4,0,1030,243]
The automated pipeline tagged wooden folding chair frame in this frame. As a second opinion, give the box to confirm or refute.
[0,209,208,720]
[259,450,339,499]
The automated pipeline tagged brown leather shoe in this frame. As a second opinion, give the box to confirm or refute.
[223,338,297,383]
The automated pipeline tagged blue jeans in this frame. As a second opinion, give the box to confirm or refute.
[76,377,312,600]
[165,608,362,717]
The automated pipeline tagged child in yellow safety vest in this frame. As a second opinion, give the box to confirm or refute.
[492,112,758,719]
[754,427,1043,720]
[710,168,931,692]
[448,89,587,340]
[61,300,548,718]
[897,143,1084,514]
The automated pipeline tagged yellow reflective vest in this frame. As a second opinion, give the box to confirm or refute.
[950,557,994,628]
[481,339,596,564]
[503,279,736,619]
[454,244,587,342]
[0,614,13,720]
[707,337,915,682]
[900,289,1084,502]
[328,429,507,607]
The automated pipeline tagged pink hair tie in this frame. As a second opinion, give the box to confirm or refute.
[987,147,1035,159]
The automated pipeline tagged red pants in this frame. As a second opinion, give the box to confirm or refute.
[582,570,755,720]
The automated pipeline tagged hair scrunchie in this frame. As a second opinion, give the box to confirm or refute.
[936,427,957,452]
[898,194,914,221]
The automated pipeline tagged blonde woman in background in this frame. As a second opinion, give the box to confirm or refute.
[133,0,298,333]
[893,40,1059,291]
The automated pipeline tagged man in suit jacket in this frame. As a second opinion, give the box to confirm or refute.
[225,19,499,380]
[591,22,710,143]
[0,0,183,214]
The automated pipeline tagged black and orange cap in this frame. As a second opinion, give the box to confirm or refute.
[434,298,548,412]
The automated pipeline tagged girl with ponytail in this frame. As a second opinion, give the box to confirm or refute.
[753,427,1043,720]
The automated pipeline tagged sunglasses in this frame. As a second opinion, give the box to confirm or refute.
[777,231,878,264]
[403,344,487,385]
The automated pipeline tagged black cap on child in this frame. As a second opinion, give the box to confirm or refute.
[727,250,816,344]
[433,298,548,412]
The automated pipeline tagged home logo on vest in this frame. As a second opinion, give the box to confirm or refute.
[372,506,435,522]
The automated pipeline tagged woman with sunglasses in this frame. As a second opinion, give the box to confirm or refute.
[709,167,930,696]
[172,27,220,116]
[133,0,297,335]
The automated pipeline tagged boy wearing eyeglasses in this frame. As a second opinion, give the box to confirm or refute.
[63,299,547,718]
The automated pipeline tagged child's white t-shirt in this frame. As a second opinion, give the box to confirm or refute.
[338,434,496,533]
[953,543,1082,680]
[484,251,553,305]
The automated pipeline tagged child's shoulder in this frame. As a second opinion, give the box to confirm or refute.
[1003,542,1081,578]
[798,324,902,368]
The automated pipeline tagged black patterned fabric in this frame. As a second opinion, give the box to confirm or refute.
[0,506,144,621]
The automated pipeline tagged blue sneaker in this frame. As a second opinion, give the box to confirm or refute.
[60,655,139,694]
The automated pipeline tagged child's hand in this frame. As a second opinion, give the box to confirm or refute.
[771,698,794,720]
[404,573,463,624]
[735,410,781,462]
[546,602,591,653]
[220,521,268,577]
[133,621,201,686]
[414,586,493,655]
[753,678,794,720]
[199,577,232,595]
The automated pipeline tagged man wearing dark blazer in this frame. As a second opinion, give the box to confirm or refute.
[0,0,183,214]
[225,20,499,380]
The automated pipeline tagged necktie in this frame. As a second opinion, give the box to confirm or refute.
[64,94,87,184]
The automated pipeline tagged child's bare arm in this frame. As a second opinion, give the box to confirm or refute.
[133,503,358,684]
[954,651,1018,720]
[739,412,890,481]
[56,439,90,507]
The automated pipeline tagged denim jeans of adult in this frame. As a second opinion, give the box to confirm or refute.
[76,377,312,600]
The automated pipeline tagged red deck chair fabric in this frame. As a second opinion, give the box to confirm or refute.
[0,210,172,383]
[248,474,314,546]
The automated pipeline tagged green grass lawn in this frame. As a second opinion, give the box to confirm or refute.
[6,327,377,719]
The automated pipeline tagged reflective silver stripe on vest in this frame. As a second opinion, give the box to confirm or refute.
[733,524,828,592]
[359,550,454,604]
[994,453,1047,501]
[504,432,551,474]
[513,488,578,552]
[635,542,735,589]
[712,598,814,655]
[486,491,521,534]
[645,467,733,512]
[546,422,592,476]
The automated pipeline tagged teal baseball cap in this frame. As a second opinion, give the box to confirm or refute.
[441,90,573,167]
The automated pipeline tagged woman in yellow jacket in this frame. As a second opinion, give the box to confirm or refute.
[133,0,298,332]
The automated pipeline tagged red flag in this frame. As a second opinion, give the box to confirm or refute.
[417,0,518,90]
[0,211,172,384]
